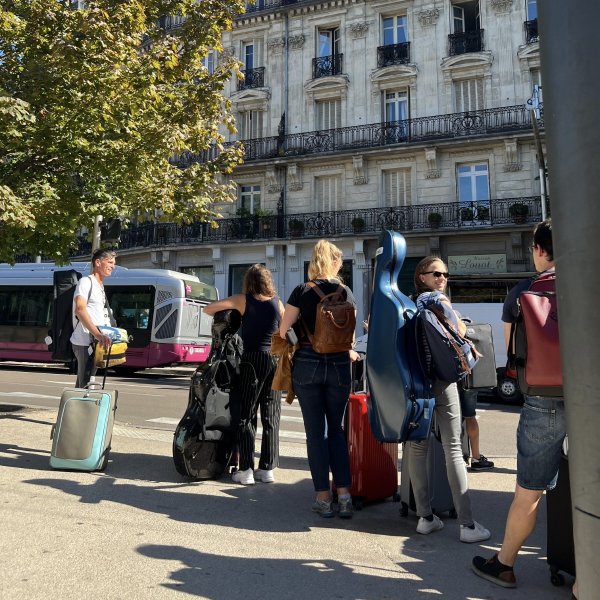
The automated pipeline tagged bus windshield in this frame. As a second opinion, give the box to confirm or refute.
[183,280,218,302]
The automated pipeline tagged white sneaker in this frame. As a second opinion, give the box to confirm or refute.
[231,468,255,485]
[254,468,275,483]
[416,515,444,535]
[460,521,491,543]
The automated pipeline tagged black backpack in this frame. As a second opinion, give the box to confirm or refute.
[49,269,82,361]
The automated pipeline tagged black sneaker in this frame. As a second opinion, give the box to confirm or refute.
[472,554,517,588]
[470,454,495,471]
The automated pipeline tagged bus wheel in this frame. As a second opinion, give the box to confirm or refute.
[496,368,523,405]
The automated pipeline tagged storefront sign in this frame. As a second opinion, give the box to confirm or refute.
[448,254,507,274]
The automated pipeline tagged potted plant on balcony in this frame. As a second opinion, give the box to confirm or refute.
[255,208,274,234]
[460,207,474,222]
[427,212,443,228]
[509,202,529,224]
[351,217,366,234]
[288,218,305,237]
[476,205,490,220]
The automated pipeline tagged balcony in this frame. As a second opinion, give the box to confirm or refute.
[238,67,265,91]
[312,54,343,79]
[157,15,187,31]
[524,19,539,44]
[377,42,411,68]
[448,29,484,56]
[73,197,543,255]
[173,104,542,167]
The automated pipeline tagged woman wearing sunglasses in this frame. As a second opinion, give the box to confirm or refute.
[406,256,491,543]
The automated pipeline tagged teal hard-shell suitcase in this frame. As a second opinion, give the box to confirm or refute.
[50,387,118,471]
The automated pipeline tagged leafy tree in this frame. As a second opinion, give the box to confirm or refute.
[0,0,245,263]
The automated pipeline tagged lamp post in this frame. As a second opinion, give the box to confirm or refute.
[91,215,103,254]
[527,85,547,220]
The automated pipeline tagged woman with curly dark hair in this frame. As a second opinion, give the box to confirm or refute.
[204,264,284,485]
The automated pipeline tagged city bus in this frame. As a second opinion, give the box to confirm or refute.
[0,263,217,371]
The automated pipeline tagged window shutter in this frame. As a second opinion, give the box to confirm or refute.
[384,169,411,207]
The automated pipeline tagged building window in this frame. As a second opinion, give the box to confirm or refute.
[318,27,340,57]
[378,15,410,66]
[229,263,254,295]
[242,40,263,69]
[316,99,341,130]
[457,163,489,204]
[203,51,215,74]
[527,0,537,20]
[382,15,408,45]
[315,175,341,212]
[238,110,263,139]
[453,78,484,112]
[383,169,411,207]
[452,1,480,33]
[179,266,215,286]
[240,184,261,214]
[384,90,408,122]
[449,1,483,55]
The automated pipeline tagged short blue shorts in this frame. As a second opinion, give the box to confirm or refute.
[516,395,567,491]
[459,387,478,418]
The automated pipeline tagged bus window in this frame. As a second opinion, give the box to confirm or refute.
[0,286,52,327]
[106,288,154,332]
[184,280,218,302]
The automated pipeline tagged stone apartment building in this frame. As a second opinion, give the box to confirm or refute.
[116,0,543,324]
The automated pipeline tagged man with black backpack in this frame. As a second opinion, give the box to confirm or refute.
[472,220,570,591]
[70,249,116,388]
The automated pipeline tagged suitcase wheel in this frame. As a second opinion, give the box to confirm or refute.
[399,502,409,517]
[392,491,400,503]
[549,566,565,587]
[352,498,364,511]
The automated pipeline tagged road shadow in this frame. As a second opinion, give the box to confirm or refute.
[0,441,51,470]
[23,473,363,533]
[136,543,408,599]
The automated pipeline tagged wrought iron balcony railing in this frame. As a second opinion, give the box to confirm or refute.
[157,15,187,31]
[377,42,411,68]
[73,197,543,255]
[525,19,539,44]
[312,54,343,79]
[238,67,265,90]
[173,104,543,167]
[448,29,485,56]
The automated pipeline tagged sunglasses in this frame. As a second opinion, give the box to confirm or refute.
[422,270,449,279]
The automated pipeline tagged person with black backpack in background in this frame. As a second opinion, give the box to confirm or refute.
[407,256,491,543]
[70,249,116,388]
[472,219,575,596]
[279,240,359,519]
[203,264,284,486]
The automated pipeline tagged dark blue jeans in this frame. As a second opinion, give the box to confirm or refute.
[292,347,352,492]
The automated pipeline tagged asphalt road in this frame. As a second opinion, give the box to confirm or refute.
[0,362,522,458]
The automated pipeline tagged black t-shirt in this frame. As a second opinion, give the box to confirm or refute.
[502,278,532,323]
[287,279,356,342]
[501,268,555,323]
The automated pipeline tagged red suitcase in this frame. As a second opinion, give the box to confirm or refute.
[344,392,399,508]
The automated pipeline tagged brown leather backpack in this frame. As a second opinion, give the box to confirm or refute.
[304,282,356,354]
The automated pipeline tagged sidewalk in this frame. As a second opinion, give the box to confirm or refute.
[1,404,573,600]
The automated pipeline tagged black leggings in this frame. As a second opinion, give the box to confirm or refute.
[235,351,280,471]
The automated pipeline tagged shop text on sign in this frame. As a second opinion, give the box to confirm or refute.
[448,254,507,274]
